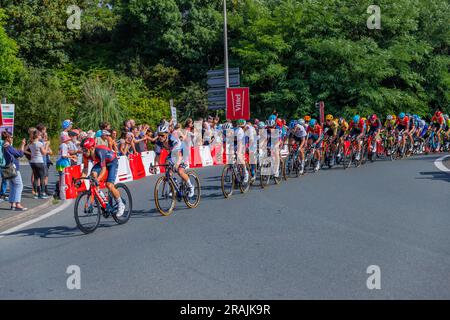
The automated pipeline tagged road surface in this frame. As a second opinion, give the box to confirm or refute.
[0,154,449,299]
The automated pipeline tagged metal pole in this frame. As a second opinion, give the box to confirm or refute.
[223,0,229,117]
[223,0,229,89]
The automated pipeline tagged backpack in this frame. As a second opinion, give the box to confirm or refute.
[0,140,6,167]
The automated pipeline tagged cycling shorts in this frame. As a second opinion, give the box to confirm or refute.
[91,158,119,184]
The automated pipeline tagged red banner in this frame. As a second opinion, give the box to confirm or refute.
[226,87,250,120]
[319,101,325,125]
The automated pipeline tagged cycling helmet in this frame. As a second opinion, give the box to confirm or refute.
[95,130,102,138]
[157,123,169,134]
[304,115,311,122]
[276,118,283,128]
[369,114,377,122]
[268,114,277,122]
[289,120,298,129]
[326,114,334,121]
[362,117,367,122]
[435,111,443,117]
[222,122,233,130]
[309,119,317,126]
[62,119,72,130]
[444,114,449,120]
[81,138,96,149]
[352,115,360,123]
[399,112,405,119]
[338,117,345,125]
[298,119,306,126]
[392,114,397,120]
[266,119,276,127]
[236,119,246,127]
[386,115,393,121]
[258,121,266,129]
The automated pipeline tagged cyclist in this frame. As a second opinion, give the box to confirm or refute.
[80,137,125,217]
[323,114,339,166]
[347,115,366,161]
[306,119,323,172]
[430,111,444,150]
[155,123,194,197]
[304,115,311,129]
[235,119,250,183]
[265,118,281,178]
[395,112,410,155]
[367,114,382,159]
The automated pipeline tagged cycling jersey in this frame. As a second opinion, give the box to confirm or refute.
[155,134,182,155]
[396,116,410,129]
[324,120,339,136]
[384,120,396,129]
[293,124,307,138]
[339,120,349,132]
[307,124,323,137]
[348,120,365,132]
[87,145,117,168]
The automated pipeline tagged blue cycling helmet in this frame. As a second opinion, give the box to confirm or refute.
[268,114,277,122]
[266,119,276,127]
[353,115,360,123]
[62,119,72,129]
[289,120,298,129]
[258,121,266,129]
[309,119,317,126]
[95,130,102,138]
[399,112,405,119]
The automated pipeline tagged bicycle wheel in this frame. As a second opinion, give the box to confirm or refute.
[344,144,353,169]
[111,183,133,225]
[154,176,176,216]
[183,171,201,208]
[238,164,251,194]
[283,155,292,180]
[74,191,101,234]
[221,164,235,198]
[260,157,271,188]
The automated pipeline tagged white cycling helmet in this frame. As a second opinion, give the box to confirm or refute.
[266,119,275,127]
[386,115,393,121]
[157,123,169,134]
[298,119,306,126]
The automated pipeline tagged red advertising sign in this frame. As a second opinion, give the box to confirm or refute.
[226,87,250,120]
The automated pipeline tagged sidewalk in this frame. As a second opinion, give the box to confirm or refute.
[0,163,62,233]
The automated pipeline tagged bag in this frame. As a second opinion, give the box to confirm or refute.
[1,163,17,180]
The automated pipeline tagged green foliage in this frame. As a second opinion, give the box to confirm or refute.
[13,68,70,138]
[0,8,24,97]
[76,76,124,131]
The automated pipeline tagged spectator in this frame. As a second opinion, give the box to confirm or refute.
[60,119,73,143]
[29,129,51,199]
[68,130,81,165]
[2,131,27,211]
[24,127,36,196]
[55,135,77,199]
[132,126,147,153]
[110,130,119,153]
[118,132,135,156]
[38,124,53,196]
[96,129,110,147]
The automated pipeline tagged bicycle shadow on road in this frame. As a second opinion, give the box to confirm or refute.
[417,171,450,183]
[1,225,84,239]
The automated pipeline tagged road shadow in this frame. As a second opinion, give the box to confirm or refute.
[2,225,84,238]
[417,171,450,183]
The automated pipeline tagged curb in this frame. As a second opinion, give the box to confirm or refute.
[434,155,450,174]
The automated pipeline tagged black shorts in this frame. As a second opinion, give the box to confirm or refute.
[292,135,305,143]
[349,128,362,138]
[431,122,441,130]
[397,125,407,132]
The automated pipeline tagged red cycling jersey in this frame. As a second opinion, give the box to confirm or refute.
[431,115,444,125]
[307,124,323,136]
[348,119,365,131]
[396,116,409,127]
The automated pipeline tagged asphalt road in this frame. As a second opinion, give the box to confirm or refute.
[0,154,449,299]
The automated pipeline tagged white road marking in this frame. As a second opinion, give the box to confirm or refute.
[0,200,73,239]
[434,155,450,173]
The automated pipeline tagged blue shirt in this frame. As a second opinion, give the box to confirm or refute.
[3,145,24,171]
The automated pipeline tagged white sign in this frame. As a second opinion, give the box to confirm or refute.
[170,99,177,125]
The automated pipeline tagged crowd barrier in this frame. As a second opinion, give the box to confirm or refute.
[61,145,228,200]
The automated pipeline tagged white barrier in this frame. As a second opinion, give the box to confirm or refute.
[141,151,156,176]
[115,156,133,183]
[200,146,214,167]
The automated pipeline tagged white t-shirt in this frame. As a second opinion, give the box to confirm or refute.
[30,141,44,163]
[58,143,69,161]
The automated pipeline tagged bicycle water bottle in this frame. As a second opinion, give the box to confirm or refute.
[99,190,107,202]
